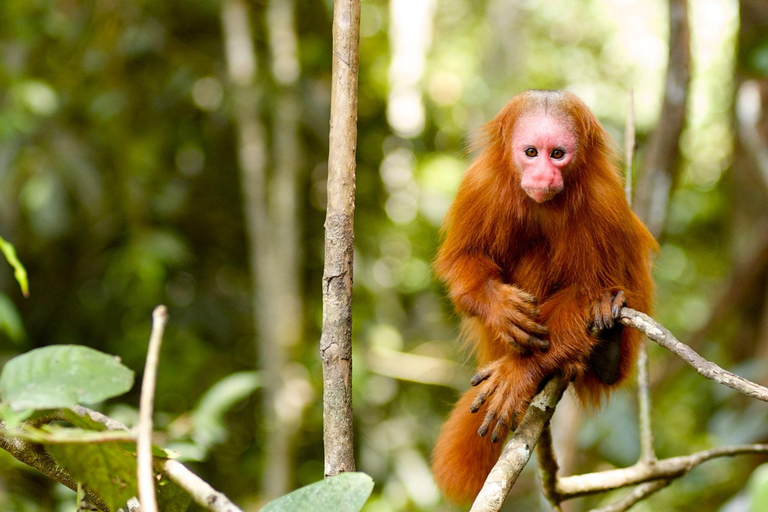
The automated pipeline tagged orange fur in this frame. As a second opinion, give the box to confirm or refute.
[432,90,657,504]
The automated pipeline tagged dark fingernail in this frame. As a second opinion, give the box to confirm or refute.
[477,425,489,437]
[491,431,499,443]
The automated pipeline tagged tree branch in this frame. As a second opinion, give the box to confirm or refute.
[537,423,563,511]
[558,444,768,498]
[469,309,768,511]
[619,308,768,402]
[470,375,568,512]
[589,479,672,512]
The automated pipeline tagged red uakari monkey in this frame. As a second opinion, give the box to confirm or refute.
[431,90,657,504]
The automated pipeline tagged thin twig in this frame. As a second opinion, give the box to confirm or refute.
[537,423,562,511]
[137,305,168,512]
[624,88,635,204]
[470,375,568,512]
[620,308,768,402]
[625,87,656,463]
[557,444,768,498]
[589,479,672,512]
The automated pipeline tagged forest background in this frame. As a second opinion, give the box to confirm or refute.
[1,0,768,510]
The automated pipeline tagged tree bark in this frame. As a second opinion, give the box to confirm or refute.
[320,0,361,477]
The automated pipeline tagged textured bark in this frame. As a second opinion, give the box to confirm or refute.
[321,0,361,477]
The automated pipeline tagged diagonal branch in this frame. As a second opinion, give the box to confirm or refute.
[589,479,672,512]
[620,308,768,402]
[558,444,768,499]
[470,375,568,512]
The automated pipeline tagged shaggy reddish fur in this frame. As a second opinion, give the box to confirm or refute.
[431,90,657,504]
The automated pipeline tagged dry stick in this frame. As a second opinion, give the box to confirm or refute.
[137,305,168,512]
[470,375,568,512]
[69,406,245,512]
[589,479,672,512]
[536,424,563,511]
[558,444,768,498]
[320,0,361,477]
[619,308,768,402]
[625,88,656,464]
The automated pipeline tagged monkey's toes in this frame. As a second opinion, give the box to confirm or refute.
[470,367,493,387]
[591,290,626,331]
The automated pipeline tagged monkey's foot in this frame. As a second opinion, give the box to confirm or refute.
[589,290,626,333]
[468,357,540,442]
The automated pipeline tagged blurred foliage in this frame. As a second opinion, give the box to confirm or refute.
[0,0,766,511]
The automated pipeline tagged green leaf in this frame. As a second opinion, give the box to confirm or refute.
[0,345,134,411]
[0,403,33,427]
[261,473,374,512]
[0,293,27,344]
[192,371,260,448]
[0,235,29,298]
[47,441,137,511]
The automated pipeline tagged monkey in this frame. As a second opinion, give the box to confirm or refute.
[431,90,657,504]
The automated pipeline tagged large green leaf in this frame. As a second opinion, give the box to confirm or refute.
[0,345,134,411]
[261,473,374,512]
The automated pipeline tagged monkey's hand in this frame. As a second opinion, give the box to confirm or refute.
[485,284,549,352]
[588,289,626,334]
[468,356,541,442]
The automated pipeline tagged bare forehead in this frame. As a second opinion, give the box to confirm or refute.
[512,111,576,143]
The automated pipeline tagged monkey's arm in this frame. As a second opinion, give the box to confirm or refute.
[435,248,549,352]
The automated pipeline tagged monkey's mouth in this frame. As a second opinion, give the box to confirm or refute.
[524,187,561,203]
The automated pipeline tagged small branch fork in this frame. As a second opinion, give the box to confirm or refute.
[471,308,768,512]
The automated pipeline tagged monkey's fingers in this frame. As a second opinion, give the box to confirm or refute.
[513,287,538,305]
[500,322,550,352]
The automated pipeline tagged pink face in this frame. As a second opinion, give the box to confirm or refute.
[511,114,577,203]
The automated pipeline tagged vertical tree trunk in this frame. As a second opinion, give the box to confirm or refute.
[633,0,691,238]
[732,0,768,360]
[220,0,288,498]
[321,0,361,477]
[260,0,306,498]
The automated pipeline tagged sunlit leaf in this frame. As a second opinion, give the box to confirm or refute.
[0,345,134,411]
[261,473,374,512]
[0,235,29,298]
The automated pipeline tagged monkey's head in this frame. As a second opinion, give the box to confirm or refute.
[489,90,607,204]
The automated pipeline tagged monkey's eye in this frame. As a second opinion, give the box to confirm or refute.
[551,148,565,159]
[524,147,538,158]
